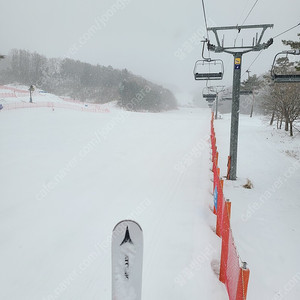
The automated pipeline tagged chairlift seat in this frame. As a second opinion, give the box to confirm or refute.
[272,74,300,83]
[203,93,217,98]
[193,59,224,81]
[194,72,223,80]
[240,90,253,95]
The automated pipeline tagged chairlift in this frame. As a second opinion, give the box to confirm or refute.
[202,86,217,98]
[193,39,224,81]
[205,98,215,104]
[240,90,253,95]
[194,59,224,80]
[271,50,300,83]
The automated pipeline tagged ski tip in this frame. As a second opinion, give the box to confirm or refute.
[113,219,142,232]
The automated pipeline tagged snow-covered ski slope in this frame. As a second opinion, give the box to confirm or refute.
[0,91,227,299]
[0,85,110,113]
[1,87,299,299]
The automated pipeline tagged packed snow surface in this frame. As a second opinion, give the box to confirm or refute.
[1,88,299,299]
[0,90,226,299]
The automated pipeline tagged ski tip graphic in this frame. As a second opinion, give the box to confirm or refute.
[120,226,133,246]
[113,219,142,232]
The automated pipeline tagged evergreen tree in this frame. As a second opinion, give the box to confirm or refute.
[282,33,300,71]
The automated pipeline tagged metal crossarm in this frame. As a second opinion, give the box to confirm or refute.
[207,24,274,54]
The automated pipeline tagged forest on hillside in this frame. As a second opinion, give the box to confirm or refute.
[0,49,177,112]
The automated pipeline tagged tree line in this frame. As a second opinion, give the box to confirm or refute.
[0,49,177,112]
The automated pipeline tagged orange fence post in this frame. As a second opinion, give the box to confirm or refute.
[226,200,231,220]
[236,263,250,300]
[219,200,231,283]
[216,151,219,167]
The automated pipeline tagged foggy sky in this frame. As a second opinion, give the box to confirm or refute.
[1,0,299,102]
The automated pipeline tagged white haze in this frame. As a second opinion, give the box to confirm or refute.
[1,0,299,103]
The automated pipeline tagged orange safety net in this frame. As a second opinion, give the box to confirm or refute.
[210,113,250,300]
[2,102,110,113]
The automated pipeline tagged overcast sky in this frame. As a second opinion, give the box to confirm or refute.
[1,0,299,102]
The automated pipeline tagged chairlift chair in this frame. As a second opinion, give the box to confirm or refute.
[202,86,217,99]
[271,50,300,83]
[240,90,253,95]
[205,98,215,104]
[194,59,224,81]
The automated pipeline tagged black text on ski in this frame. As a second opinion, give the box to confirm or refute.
[120,226,133,280]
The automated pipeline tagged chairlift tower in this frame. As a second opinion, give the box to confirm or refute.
[204,85,225,120]
[207,24,273,180]
[213,86,225,120]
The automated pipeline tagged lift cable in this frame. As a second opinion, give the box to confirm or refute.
[237,0,252,25]
[227,0,260,74]
[241,0,259,26]
[201,0,211,72]
[201,0,210,40]
[273,22,300,39]
[243,51,263,76]
[234,0,259,44]
[243,22,300,76]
